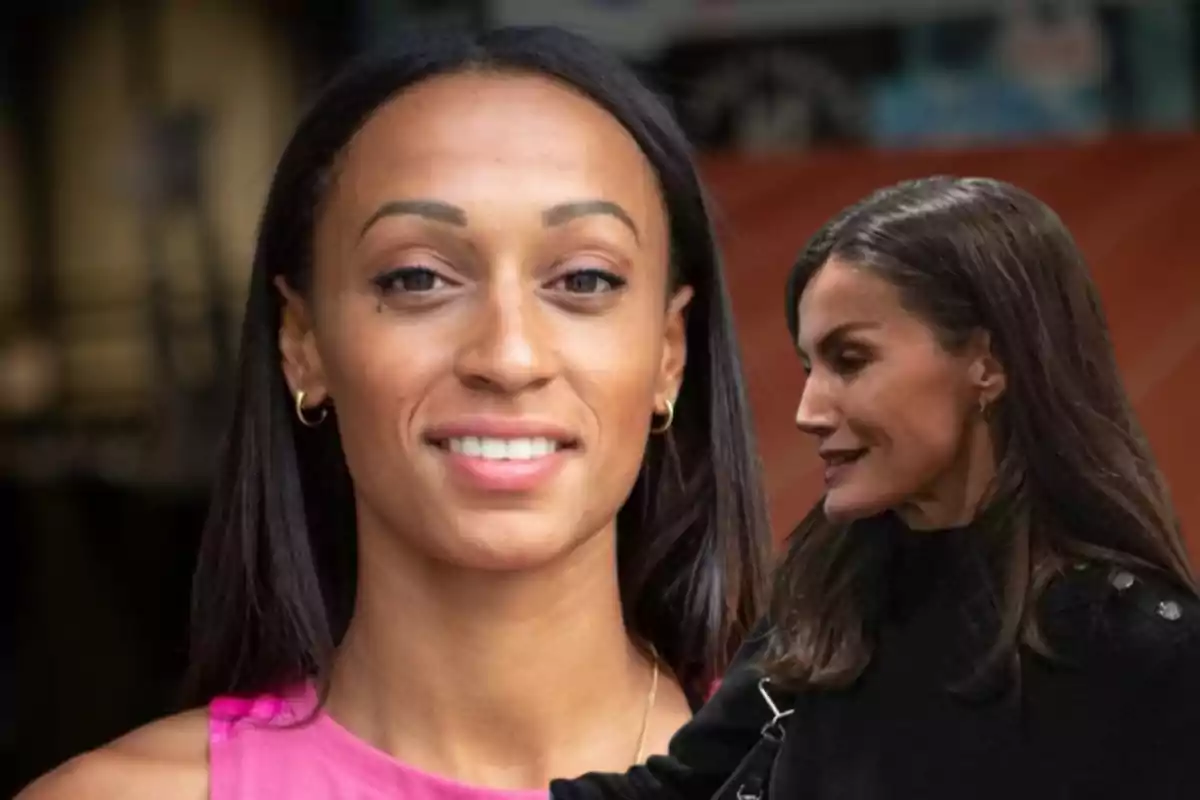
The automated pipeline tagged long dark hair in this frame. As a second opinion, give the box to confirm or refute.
[184,26,770,706]
[766,176,1195,689]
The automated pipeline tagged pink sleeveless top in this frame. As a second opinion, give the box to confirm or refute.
[208,686,550,800]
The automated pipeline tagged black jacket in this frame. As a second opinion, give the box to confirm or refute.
[550,560,1200,799]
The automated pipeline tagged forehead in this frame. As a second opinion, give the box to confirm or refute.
[327,70,664,224]
[795,259,905,345]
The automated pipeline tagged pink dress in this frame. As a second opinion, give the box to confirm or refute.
[208,686,550,800]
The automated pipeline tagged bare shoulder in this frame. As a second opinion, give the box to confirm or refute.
[17,709,209,800]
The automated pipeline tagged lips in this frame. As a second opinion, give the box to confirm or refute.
[424,418,578,449]
[819,447,867,487]
[424,418,580,493]
[819,447,867,466]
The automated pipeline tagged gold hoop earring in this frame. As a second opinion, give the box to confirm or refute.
[295,389,327,428]
[650,398,674,435]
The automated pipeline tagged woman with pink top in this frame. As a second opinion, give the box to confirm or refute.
[20,26,772,800]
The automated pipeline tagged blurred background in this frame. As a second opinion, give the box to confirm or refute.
[2,0,1198,791]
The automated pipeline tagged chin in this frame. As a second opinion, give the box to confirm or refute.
[823,489,894,525]
[439,511,598,573]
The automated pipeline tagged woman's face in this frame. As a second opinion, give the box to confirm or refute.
[793,258,1003,529]
[279,71,690,570]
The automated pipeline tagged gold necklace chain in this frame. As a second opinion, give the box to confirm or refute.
[631,659,659,764]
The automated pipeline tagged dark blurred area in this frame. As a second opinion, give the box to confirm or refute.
[2,0,1198,793]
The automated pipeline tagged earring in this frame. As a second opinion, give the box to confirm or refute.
[978,395,990,417]
[650,398,675,435]
[295,389,328,428]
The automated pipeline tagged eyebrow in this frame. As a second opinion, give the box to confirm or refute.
[359,200,468,239]
[358,197,641,243]
[542,200,640,243]
[796,321,881,358]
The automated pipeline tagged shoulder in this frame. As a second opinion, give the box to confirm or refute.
[1039,561,1200,676]
[16,709,209,800]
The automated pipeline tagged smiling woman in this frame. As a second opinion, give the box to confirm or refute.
[17,26,771,800]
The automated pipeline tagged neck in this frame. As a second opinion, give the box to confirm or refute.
[325,512,666,789]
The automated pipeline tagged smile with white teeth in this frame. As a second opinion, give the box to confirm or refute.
[824,450,866,466]
[445,436,561,461]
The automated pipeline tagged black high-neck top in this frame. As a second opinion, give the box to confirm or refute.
[552,515,1200,799]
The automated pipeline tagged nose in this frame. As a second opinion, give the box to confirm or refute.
[794,371,838,440]
[455,276,555,396]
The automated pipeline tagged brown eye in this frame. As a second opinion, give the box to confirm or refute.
[372,266,453,294]
[832,352,869,376]
[550,268,626,295]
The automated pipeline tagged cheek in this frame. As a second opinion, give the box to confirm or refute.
[828,377,970,521]
[322,314,429,404]
[886,407,964,473]
[316,309,442,471]
[867,384,968,478]
[563,324,662,470]
[552,302,669,522]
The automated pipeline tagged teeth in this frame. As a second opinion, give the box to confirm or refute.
[447,436,559,460]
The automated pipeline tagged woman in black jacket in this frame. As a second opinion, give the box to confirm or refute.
[551,176,1200,799]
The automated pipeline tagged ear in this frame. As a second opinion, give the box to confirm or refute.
[275,276,329,405]
[655,285,694,412]
[966,330,1006,409]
